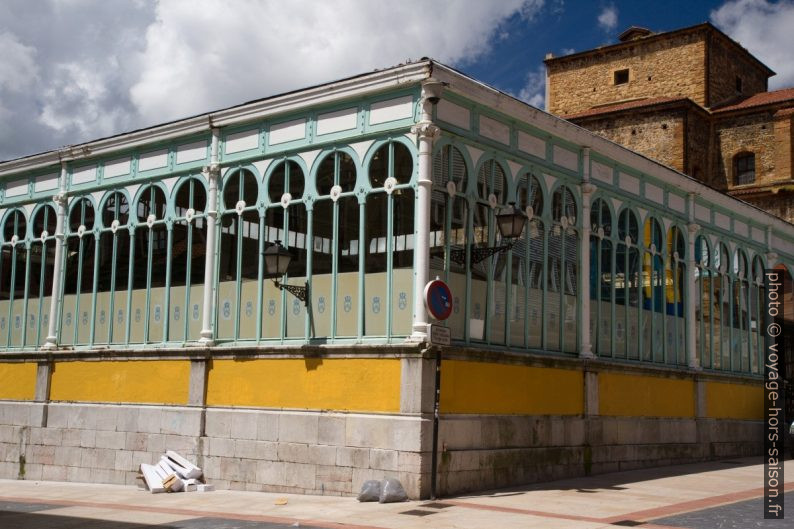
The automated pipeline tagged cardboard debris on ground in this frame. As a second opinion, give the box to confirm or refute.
[138,450,208,494]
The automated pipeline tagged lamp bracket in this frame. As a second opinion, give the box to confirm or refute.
[275,280,310,305]
[449,242,514,266]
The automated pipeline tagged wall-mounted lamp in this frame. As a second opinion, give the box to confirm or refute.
[450,202,527,266]
[264,240,309,305]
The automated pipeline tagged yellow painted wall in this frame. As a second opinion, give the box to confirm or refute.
[440,360,583,415]
[50,360,190,404]
[706,381,764,420]
[0,363,37,400]
[206,358,401,412]
[599,373,695,417]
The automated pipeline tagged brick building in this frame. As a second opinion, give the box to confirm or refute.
[545,23,794,223]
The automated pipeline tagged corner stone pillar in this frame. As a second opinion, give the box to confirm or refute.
[409,81,441,342]
[199,128,220,345]
[579,147,595,359]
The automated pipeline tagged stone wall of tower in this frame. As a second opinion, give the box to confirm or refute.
[707,34,769,108]
[547,31,707,116]
[686,110,712,185]
[571,109,686,172]
[714,111,777,188]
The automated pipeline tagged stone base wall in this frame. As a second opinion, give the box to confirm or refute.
[436,414,762,496]
[0,401,431,497]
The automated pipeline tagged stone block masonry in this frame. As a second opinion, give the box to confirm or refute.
[0,401,431,496]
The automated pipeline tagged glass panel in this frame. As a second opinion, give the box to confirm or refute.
[365,191,388,336]
[311,200,333,338]
[336,196,359,337]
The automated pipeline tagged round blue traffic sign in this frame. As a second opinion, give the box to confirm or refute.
[424,279,453,321]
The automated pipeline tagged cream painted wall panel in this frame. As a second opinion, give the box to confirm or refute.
[733,220,749,238]
[239,278,258,340]
[392,268,413,336]
[772,234,794,258]
[668,193,686,213]
[479,115,510,145]
[176,141,208,164]
[285,275,307,339]
[517,131,546,159]
[365,272,388,336]
[437,100,470,130]
[216,280,236,340]
[148,287,165,340]
[112,291,128,344]
[591,161,612,184]
[644,183,663,204]
[316,108,358,135]
[695,203,711,224]
[713,212,730,230]
[619,172,640,195]
[72,165,97,185]
[752,227,765,244]
[76,292,92,345]
[369,95,413,125]
[0,300,7,347]
[553,145,578,171]
[34,173,59,193]
[59,295,76,346]
[227,129,260,153]
[94,291,111,344]
[138,149,169,172]
[5,178,28,197]
[262,280,283,339]
[336,271,358,337]
[104,157,131,179]
[129,289,147,343]
[269,119,305,145]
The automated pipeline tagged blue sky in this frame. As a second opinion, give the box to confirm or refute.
[464,0,729,105]
[0,0,792,161]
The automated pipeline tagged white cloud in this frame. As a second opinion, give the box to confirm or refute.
[0,0,543,161]
[0,32,38,93]
[518,65,546,109]
[597,5,618,32]
[711,0,794,89]
[130,0,540,125]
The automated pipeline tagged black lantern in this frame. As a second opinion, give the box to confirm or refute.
[450,202,526,266]
[495,202,527,240]
[264,240,309,305]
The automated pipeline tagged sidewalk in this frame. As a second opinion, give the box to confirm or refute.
[0,457,792,528]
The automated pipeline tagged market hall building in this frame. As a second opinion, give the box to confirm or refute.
[0,59,791,498]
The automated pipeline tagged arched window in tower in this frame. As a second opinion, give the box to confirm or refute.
[733,152,755,186]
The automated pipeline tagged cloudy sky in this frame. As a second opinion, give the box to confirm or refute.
[1,0,793,162]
